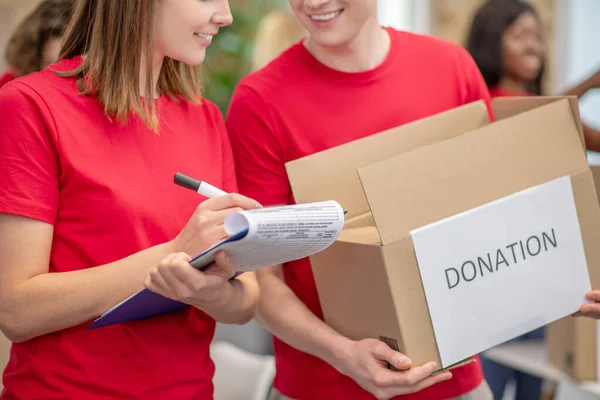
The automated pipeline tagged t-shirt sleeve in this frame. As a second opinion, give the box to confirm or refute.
[0,82,59,224]
[458,47,495,122]
[226,83,290,207]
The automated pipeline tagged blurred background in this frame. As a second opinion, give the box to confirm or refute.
[1,0,598,127]
[0,1,599,399]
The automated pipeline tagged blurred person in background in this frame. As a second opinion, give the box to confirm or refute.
[0,0,74,89]
[252,8,306,71]
[467,0,600,152]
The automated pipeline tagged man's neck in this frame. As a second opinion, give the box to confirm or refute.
[304,21,391,73]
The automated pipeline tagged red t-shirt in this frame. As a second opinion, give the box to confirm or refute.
[0,58,237,399]
[226,29,493,400]
[0,69,17,89]
[489,86,535,98]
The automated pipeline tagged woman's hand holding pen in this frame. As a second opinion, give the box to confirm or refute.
[144,177,261,317]
[145,193,261,317]
[170,193,262,257]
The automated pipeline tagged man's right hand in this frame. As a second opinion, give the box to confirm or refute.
[333,338,453,400]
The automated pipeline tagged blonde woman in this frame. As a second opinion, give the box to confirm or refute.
[0,1,260,398]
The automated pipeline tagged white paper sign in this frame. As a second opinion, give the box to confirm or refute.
[410,176,591,368]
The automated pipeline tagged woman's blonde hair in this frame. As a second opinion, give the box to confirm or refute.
[252,9,306,71]
[5,0,74,76]
[58,0,203,131]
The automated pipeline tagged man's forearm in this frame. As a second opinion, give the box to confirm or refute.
[255,266,353,370]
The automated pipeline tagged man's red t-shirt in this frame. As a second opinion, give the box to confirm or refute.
[0,58,237,399]
[226,29,494,400]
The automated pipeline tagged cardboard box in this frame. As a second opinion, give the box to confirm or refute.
[547,165,600,382]
[286,97,600,369]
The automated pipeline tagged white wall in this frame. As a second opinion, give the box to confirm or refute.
[378,0,431,34]
[555,0,600,121]
[554,0,600,161]
[378,0,412,31]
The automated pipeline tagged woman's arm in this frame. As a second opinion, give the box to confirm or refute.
[0,194,260,342]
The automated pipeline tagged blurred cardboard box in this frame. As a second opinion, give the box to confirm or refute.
[547,165,600,382]
[287,97,598,369]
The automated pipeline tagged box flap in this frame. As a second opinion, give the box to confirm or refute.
[337,226,381,245]
[286,101,490,220]
[492,96,585,149]
[358,99,589,245]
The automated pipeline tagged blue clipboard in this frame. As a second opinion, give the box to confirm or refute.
[88,210,347,329]
[87,229,249,329]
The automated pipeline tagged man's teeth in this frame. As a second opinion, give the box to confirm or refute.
[311,10,342,21]
[195,33,213,40]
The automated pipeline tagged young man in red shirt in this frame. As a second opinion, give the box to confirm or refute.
[226,1,496,399]
[228,0,600,398]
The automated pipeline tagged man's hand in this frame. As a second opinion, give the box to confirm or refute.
[334,338,452,400]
